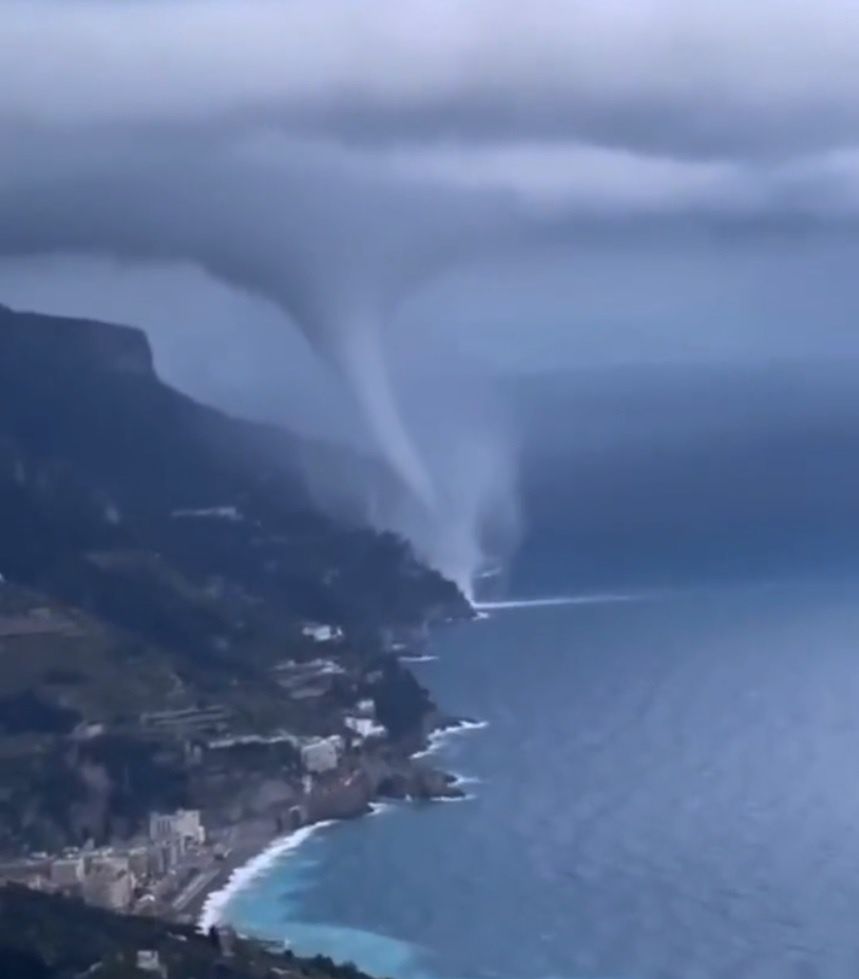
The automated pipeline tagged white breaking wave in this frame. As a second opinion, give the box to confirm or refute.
[450,772,483,787]
[198,821,335,933]
[454,719,490,731]
[368,801,397,816]
[410,719,489,760]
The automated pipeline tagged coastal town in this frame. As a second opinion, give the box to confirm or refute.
[0,806,214,917]
[0,608,464,929]
[0,305,472,977]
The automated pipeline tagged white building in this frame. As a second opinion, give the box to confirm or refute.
[301,623,343,643]
[355,699,376,717]
[136,950,166,975]
[148,809,205,848]
[70,722,106,742]
[300,736,342,774]
[50,856,85,889]
[344,716,385,740]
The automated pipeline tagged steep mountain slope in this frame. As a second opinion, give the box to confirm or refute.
[0,303,465,631]
[0,302,467,855]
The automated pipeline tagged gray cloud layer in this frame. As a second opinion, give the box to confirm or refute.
[6,0,859,155]
[6,0,859,256]
[4,0,859,589]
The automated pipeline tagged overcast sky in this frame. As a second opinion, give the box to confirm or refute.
[3,0,859,584]
[3,1,859,377]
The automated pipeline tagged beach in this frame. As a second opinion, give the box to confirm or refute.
[187,732,476,931]
[190,718,488,936]
[195,820,336,932]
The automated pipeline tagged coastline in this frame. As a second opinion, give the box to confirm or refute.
[196,820,336,933]
[409,718,489,761]
[188,607,485,939]
[194,720,487,936]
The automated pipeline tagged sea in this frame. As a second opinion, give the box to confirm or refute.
[212,571,859,979]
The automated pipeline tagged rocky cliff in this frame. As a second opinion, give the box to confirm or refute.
[0,302,467,628]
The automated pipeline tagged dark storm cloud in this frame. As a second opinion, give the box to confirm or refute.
[6,0,859,160]
[6,0,859,263]
[4,0,859,589]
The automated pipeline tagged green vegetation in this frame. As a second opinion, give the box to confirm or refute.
[0,583,179,725]
[0,885,384,979]
[0,304,469,973]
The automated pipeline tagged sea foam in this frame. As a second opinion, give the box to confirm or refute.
[410,718,488,760]
[198,821,335,932]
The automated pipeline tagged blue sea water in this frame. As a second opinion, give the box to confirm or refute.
[222,578,859,979]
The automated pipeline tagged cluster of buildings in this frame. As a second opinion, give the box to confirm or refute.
[299,734,344,774]
[141,704,233,736]
[300,622,343,643]
[342,696,386,743]
[272,655,346,701]
[0,627,397,917]
[298,693,385,773]
[344,714,386,740]
[1,809,208,913]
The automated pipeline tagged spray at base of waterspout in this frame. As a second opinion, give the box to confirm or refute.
[436,549,507,608]
[459,575,476,607]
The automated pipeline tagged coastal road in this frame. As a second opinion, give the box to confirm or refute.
[171,864,223,914]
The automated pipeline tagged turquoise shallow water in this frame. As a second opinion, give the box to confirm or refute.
[222,580,859,979]
[223,820,440,978]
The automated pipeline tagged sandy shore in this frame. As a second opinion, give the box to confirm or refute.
[198,827,321,931]
[192,811,377,931]
[185,722,486,932]
[178,821,286,925]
